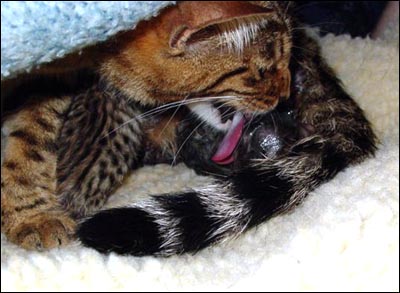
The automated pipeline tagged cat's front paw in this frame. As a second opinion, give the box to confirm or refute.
[8,212,76,251]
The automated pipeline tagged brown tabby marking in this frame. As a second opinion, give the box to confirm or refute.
[55,85,144,218]
[2,1,292,250]
[2,1,325,252]
[1,97,75,250]
[99,1,292,111]
[144,115,182,154]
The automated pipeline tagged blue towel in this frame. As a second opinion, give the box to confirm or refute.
[1,1,175,80]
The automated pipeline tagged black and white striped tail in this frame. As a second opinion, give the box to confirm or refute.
[77,166,296,256]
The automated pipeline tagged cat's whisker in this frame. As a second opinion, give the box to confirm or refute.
[171,120,207,166]
[139,96,241,119]
[292,21,346,27]
[292,2,344,13]
[243,111,256,135]
[157,95,243,136]
[290,26,343,36]
[218,102,237,121]
[102,96,242,138]
[242,98,254,129]
[157,95,190,139]
[270,111,278,134]
[283,2,293,20]
[291,45,317,55]
[171,103,231,166]
[142,96,242,118]
[200,171,228,179]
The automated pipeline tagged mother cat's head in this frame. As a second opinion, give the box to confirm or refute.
[100,1,293,116]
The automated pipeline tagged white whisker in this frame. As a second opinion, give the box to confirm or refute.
[157,95,190,138]
[201,170,228,179]
[102,96,241,139]
[171,120,207,166]
[171,103,231,166]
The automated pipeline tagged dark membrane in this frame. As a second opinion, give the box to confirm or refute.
[177,102,301,177]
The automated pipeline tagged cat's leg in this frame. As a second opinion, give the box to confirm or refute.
[75,115,299,256]
[77,61,377,257]
[77,75,378,256]
[290,31,377,169]
[1,97,75,250]
[56,87,144,218]
[77,34,377,257]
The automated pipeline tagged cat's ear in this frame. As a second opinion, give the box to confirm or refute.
[166,1,273,55]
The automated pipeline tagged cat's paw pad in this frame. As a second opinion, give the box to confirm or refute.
[9,213,76,251]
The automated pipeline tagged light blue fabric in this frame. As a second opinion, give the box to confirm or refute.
[1,1,175,79]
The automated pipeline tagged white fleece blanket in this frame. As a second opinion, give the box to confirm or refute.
[1,24,399,293]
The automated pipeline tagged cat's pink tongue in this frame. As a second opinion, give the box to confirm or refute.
[212,112,245,165]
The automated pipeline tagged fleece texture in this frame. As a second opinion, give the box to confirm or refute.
[1,3,399,292]
[0,1,174,79]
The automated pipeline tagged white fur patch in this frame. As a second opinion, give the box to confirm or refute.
[194,182,251,242]
[133,181,252,253]
[187,102,231,131]
[133,198,183,256]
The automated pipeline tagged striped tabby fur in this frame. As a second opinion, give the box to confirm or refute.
[77,30,377,255]
[1,2,376,255]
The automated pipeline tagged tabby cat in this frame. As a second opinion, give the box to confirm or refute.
[1,1,376,256]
